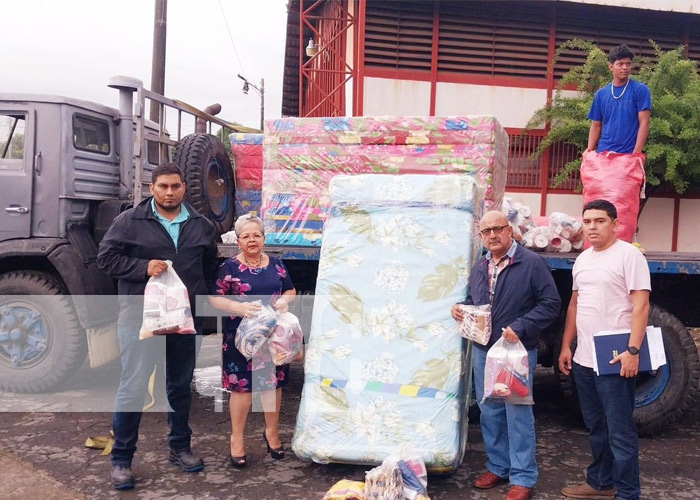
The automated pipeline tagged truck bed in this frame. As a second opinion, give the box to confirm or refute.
[218,244,700,275]
[541,251,700,274]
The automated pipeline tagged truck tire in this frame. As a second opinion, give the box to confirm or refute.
[0,271,87,392]
[553,304,700,436]
[634,305,700,435]
[175,133,235,236]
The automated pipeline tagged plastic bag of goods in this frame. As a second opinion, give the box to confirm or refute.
[581,150,645,243]
[268,310,304,365]
[549,212,583,241]
[365,447,431,500]
[140,261,196,339]
[482,336,533,405]
[502,197,534,242]
[365,460,404,500]
[235,303,277,359]
[522,226,550,252]
[457,304,492,345]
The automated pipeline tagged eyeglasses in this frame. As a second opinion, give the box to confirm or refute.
[238,233,264,241]
[479,225,509,237]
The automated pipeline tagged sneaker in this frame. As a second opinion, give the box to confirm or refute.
[169,448,204,472]
[562,482,615,499]
[111,465,135,490]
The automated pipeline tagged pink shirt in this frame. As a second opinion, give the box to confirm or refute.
[572,239,651,368]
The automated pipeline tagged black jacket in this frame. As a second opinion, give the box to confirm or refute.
[97,197,219,327]
[465,244,561,351]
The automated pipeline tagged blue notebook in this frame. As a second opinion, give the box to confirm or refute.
[592,329,659,376]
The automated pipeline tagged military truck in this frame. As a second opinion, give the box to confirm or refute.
[0,76,244,392]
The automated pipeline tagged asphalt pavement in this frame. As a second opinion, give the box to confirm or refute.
[1,335,699,500]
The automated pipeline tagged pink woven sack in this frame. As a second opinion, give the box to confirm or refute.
[581,150,646,243]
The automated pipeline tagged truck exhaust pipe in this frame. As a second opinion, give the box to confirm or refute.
[108,76,143,200]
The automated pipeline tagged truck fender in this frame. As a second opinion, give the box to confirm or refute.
[47,233,118,330]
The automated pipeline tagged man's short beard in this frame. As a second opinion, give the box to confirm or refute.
[154,199,181,213]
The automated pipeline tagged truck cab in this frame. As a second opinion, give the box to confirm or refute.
[0,79,240,392]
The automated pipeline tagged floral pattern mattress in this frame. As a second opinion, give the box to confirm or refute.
[291,174,481,473]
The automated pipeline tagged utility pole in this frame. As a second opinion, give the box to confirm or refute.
[238,74,265,131]
[259,78,265,131]
[150,0,168,124]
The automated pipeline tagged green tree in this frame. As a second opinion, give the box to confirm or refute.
[215,126,235,157]
[526,40,700,195]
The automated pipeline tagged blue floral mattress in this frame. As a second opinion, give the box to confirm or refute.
[292,174,481,473]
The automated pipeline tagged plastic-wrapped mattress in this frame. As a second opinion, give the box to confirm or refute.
[262,115,508,247]
[292,173,481,473]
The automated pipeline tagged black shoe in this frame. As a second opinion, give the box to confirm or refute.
[229,454,247,468]
[263,430,285,460]
[169,448,204,472]
[111,465,135,490]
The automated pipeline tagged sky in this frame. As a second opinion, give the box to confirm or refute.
[2,0,289,132]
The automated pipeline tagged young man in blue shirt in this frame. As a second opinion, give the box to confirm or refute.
[587,44,651,154]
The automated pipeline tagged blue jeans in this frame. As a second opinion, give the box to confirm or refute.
[472,346,538,488]
[572,363,640,500]
[111,324,199,466]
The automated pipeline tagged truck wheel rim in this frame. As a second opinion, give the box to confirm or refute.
[205,158,230,221]
[0,301,51,369]
[634,363,671,408]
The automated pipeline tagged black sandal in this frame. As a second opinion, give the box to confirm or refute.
[263,430,285,460]
[229,454,247,468]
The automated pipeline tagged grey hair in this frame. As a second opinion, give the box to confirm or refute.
[234,213,265,237]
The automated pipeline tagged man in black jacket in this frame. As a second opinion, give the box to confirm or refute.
[452,210,560,500]
[97,163,218,490]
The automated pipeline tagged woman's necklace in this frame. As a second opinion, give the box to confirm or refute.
[611,79,630,100]
[242,253,264,268]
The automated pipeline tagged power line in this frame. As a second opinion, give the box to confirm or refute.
[218,0,246,77]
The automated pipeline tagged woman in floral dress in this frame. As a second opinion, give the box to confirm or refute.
[209,214,296,467]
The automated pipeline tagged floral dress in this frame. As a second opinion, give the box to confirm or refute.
[212,256,295,392]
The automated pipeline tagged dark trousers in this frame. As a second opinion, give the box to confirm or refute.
[111,324,199,466]
[573,362,640,500]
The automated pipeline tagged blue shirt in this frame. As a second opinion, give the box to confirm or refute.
[588,78,651,154]
[151,198,190,247]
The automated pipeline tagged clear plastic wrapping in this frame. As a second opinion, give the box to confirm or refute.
[234,303,277,359]
[482,336,533,405]
[292,174,480,473]
[263,115,508,247]
[457,304,492,345]
[140,261,195,339]
[268,311,304,365]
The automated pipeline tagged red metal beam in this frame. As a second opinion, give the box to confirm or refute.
[356,0,366,115]
[672,197,680,251]
[429,1,440,116]
[540,3,558,216]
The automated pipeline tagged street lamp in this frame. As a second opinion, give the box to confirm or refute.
[237,74,264,131]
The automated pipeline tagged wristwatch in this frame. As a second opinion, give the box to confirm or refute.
[627,346,640,355]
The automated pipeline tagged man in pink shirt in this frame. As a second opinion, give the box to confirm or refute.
[558,199,650,500]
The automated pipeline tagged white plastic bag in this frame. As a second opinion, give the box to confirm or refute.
[366,446,431,500]
[457,304,492,345]
[235,303,277,359]
[365,461,403,500]
[140,261,195,339]
[268,311,304,365]
[482,336,533,405]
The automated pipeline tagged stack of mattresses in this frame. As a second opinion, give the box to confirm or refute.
[230,133,263,217]
[292,173,482,473]
[262,116,508,247]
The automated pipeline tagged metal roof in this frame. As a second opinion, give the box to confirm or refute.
[0,93,119,118]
